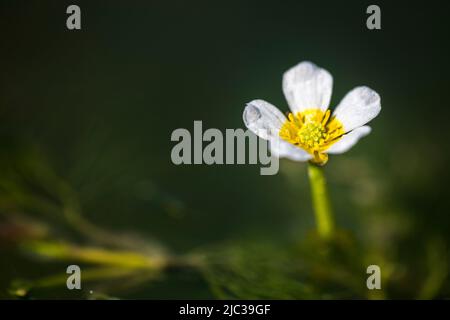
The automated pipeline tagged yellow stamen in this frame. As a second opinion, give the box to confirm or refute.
[321,110,331,126]
[279,109,344,165]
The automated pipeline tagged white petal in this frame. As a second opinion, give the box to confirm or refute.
[270,138,311,161]
[243,99,286,140]
[282,61,333,113]
[326,126,372,154]
[333,86,381,133]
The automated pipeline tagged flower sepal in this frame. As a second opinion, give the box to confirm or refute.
[310,151,328,166]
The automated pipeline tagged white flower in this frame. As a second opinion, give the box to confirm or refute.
[243,61,381,165]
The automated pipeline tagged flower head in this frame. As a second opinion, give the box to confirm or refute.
[243,61,381,165]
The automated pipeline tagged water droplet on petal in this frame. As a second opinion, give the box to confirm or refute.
[243,104,261,126]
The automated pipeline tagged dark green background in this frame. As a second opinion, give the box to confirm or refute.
[1,0,449,298]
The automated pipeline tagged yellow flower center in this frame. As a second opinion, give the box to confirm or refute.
[279,109,344,165]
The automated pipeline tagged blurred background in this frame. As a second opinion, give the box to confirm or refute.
[1,0,450,299]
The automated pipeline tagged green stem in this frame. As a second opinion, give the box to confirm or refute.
[307,162,335,240]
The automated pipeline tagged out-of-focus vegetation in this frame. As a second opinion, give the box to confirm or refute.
[0,146,449,299]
